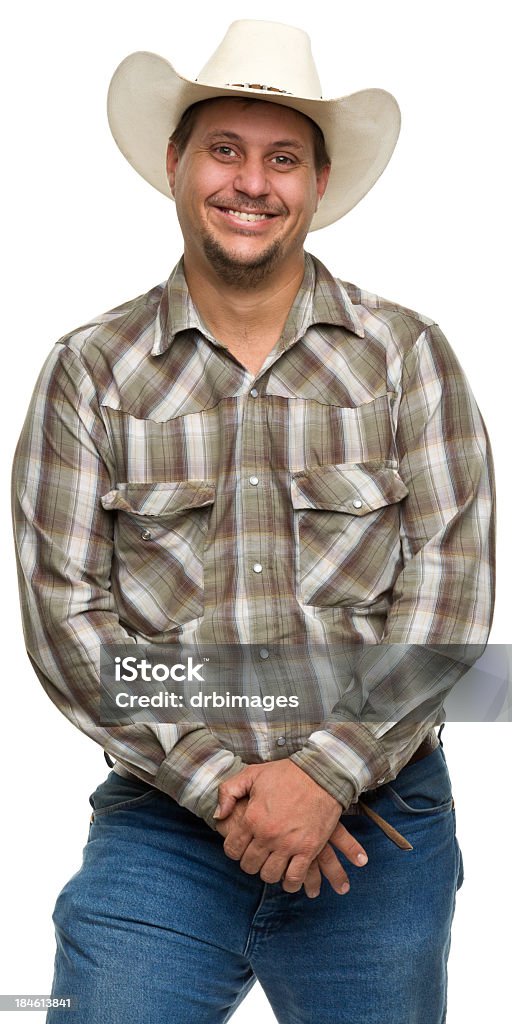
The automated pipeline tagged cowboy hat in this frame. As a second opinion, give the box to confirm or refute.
[107,19,400,231]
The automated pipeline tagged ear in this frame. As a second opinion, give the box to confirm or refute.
[166,140,179,197]
[315,163,331,208]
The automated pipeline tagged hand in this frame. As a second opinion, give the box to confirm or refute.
[215,794,363,899]
[214,760,368,894]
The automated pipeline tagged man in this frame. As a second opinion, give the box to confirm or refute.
[12,19,494,1024]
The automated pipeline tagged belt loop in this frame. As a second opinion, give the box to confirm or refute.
[437,723,445,748]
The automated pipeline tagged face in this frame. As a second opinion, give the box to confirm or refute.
[166,98,330,287]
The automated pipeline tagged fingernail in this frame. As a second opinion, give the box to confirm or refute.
[341,882,350,895]
[212,804,221,819]
[357,853,368,865]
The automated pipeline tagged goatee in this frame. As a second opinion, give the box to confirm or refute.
[202,234,283,288]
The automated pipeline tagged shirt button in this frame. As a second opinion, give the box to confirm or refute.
[250,388,258,398]
[253,563,263,573]
[352,499,363,509]
[276,736,286,747]
[141,529,152,540]
[249,475,259,486]
[259,648,269,659]
[377,777,386,785]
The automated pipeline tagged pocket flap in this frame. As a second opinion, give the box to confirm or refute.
[101,481,216,516]
[291,463,409,515]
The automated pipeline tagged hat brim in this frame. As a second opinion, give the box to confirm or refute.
[107,51,401,231]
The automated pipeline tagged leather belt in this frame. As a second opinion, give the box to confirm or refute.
[352,732,443,852]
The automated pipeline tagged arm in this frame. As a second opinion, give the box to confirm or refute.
[288,322,495,804]
[11,343,246,829]
[216,323,495,881]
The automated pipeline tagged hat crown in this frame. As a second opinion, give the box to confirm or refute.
[196,20,322,100]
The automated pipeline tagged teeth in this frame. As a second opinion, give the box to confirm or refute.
[227,210,271,222]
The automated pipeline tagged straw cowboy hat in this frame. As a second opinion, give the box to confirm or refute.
[107,19,400,231]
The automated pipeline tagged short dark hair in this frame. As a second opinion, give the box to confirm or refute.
[169,97,331,172]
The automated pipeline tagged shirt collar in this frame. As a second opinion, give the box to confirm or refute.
[151,252,365,357]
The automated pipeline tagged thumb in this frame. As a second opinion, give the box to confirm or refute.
[213,768,256,820]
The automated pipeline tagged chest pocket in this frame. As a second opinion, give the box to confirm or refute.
[290,463,409,608]
[101,481,215,635]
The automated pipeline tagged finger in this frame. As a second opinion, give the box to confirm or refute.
[239,842,276,876]
[317,844,350,895]
[214,769,255,820]
[258,853,289,885]
[282,853,314,893]
[223,823,254,861]
[303,859,322,899]
[329,822,368,867]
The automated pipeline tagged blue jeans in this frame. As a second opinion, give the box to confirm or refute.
[48,743,463,1024]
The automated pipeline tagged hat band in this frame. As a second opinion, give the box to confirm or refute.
[225,82,293,95]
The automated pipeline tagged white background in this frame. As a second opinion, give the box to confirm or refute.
[1,1,510,1021]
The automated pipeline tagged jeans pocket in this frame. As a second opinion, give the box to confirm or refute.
[89,770,159,817]
[383,747,454,816]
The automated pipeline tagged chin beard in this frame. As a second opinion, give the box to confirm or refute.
[202,234,283,288]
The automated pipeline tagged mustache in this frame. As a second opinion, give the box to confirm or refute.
[208,195,287,216]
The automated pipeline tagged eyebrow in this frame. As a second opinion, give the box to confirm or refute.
[202,130,306,150]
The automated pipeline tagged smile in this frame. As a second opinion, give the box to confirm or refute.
[213,205,279,226]
[225,210,274,222]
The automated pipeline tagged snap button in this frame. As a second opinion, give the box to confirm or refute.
[259,648,269,659]
[352,499,363,509]
[249,475,259,485]
[141,529,152,540]
[250,388,258,398]
[276,736,286,747]
[253,563,263,573]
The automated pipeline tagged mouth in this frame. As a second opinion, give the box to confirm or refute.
[222,209,276,222]
[211,204,282,229]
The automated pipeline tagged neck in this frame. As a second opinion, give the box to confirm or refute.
[182,248,306,358]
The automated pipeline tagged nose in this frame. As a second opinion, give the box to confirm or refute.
[232,154,271,198]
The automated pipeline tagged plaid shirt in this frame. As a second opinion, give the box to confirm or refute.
[12,253,495,829]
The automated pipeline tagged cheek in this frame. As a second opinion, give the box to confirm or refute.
[186,159,235,202]
[286,185,318,223]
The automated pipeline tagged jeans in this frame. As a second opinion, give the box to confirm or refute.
[48,742,464,1024]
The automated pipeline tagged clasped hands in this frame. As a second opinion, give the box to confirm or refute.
[213,759,368,898]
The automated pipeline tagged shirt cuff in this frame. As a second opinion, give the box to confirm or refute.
[289,722,390,810]
[154,729,247,830]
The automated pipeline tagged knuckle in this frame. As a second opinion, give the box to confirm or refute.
[300,840,318,859]
[317,846,335,864]
[286,871,304,885]
[223,840,242,859]
[260,867,279,883]
[253,824,278,845]
[345,837,363,857]
[285,861,307,883]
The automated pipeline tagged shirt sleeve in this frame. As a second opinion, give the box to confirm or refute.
[289,323,496,808]
[11,343,246,829]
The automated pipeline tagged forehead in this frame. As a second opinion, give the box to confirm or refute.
[190,97,316,146]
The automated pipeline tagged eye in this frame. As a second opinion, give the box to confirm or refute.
[270,154,297,168]
[213,145,238,158]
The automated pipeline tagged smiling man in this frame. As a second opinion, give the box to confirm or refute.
[12,19,494,1024]
[166,98,331,374]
